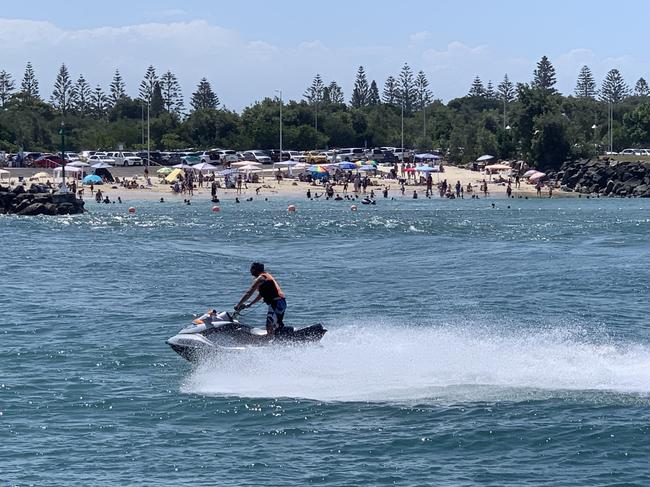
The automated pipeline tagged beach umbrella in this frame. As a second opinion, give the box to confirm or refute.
[415,153,442,160]
[157,167,173,175]
[416,165,439,172]
[192,162,218,172]
[67,160,90,167]
[91,162,113,169]
[337,161,357,170]
[83,174,103,184]
[308,165,329,173]
[477,154,495,162]
[523,169,538,178]
[529,171,546,182]
[172,163,193,169]
[358,164,377,171]
[403,167,416,173]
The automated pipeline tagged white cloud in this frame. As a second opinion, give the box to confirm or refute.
[0,18,647,110]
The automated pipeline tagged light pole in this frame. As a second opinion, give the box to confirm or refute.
[401,101,405,162]
[147,100,150,167]
[592,123,598,154]
[59,120,68,193]
[275,89,285,174]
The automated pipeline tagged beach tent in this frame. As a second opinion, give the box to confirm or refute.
[232,160,262,168]
[94,167,114,182]
[238,164,263,172]
[157,167,173,175]
[54,166,82,175]
[415,153,442,160]
[67,160,90,167]
[218,169,238,176]
[165,168,184,183]
[358,164,377,171]
[30,171,50,180]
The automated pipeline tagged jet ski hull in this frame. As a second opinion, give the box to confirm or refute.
[167,313,327,362]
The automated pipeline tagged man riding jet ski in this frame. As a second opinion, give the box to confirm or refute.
[166,263,326,361]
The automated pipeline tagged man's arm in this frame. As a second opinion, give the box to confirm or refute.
[235,278,261,310]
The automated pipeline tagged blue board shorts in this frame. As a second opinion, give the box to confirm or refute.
[266,298,286,331]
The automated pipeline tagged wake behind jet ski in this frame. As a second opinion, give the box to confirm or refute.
[166,310,327,361]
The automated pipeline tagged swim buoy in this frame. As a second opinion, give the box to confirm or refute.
[287,205,296,212]
[128,207,136,214]
[212,206,220,212]
[350,205,357,211]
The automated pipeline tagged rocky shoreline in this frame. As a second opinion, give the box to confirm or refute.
[557,159,650,197]
[0,184,85,215]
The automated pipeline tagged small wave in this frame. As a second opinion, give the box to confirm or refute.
[181,323,650,403]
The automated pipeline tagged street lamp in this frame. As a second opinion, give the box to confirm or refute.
[59,120,68,193]
[401,101,405,162]
[275,89,285,174]
[147,100,150,167]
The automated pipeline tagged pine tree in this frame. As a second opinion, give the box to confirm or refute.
[20,62,40,103]
[368,80,380,105]
[396,63,416,112]
[90,85,108,118]
[414,71,432,110]
[51,63,76,115]
[304,74,324,130]
[0,70,15,108]
[303,74,324,104]
[600,69,630,103]
[468,76,486,97]
[109,69,126,106]
[382,76,398,105]
[497,74,516,102]
[532,55,557,93]
[485,81,496,99]
[325,81,344,104]
[150,82,164,116]
[190,78,219,111]
[73,74,92,115]
[350,65,369,108]
[634,77,649,97]
[160,70,184,115]
[574,65,597,98]
[139,65,158,103]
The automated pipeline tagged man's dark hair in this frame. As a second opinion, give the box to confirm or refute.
[250,262,265,276]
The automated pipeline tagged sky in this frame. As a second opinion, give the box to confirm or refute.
[1,0,649,111]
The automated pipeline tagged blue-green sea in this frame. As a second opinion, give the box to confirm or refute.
[2,196,650,486]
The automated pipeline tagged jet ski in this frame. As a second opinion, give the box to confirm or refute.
[166,310,327,362]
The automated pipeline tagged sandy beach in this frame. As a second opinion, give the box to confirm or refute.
[2,164,564,204]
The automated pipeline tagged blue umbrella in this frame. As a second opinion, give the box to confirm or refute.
[338,161,357,170]
[415,153,442,160]
[83,174,102,184]
[416,166,439,172]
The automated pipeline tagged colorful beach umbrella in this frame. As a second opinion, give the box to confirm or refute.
[308,165,329,173]
[83,174,103,184]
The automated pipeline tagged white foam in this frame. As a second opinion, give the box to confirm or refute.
[181,323,650,403]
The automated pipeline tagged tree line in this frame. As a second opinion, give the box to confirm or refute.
[2,57,650,169]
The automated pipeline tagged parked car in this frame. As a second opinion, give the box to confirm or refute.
[336,147,366,162]
[64,152,80,162]
[79,150,96,161]
[136,151,164,165]
[287,151,306,162]
[215,149,239,164]
[305,151,328,163]
[241,150,272,164]
[88,154,117,165]
[106,151,143,166]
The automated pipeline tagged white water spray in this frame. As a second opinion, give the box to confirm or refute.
[181,323,650,403]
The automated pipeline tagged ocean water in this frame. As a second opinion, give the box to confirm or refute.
[2,196,650,486]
